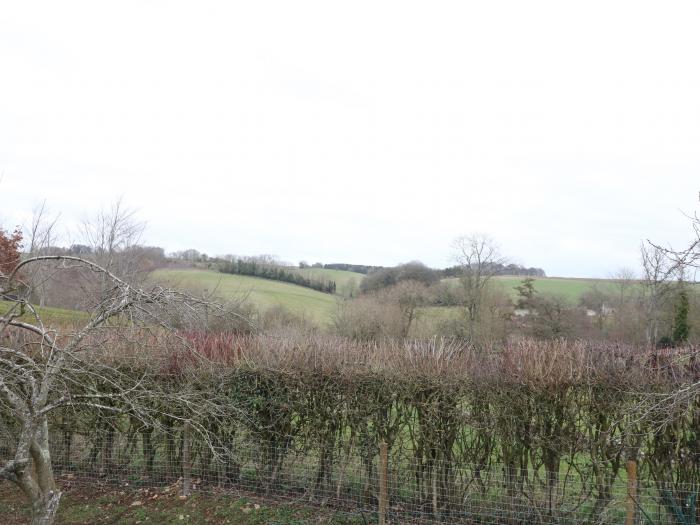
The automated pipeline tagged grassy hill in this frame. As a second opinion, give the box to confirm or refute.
[443,275,626,303]
[149,265,640,332]
[151,268,630,324]
[0,271,633,334]
[0,268,364,329]
[416,276,630,335]
[492,276,623,302]
[149,268,347,323]
[0,300,87,325]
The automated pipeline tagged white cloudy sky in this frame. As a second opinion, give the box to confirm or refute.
[1,1,698,277]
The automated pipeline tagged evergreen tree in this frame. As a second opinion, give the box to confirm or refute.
[515,277,536,309]
[672,288,690,345]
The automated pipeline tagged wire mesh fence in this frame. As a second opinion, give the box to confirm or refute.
[3,333,700,523]
[2,426,697,524]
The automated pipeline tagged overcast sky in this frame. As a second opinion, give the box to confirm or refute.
[1,1,698,277]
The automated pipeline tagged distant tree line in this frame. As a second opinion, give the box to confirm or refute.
[322,263,384,274]
[360,261,439,293]
[66,244,166,261]
[359,260,546,295]
[219,256,337,294]
[169,248,214,262]
[441,262,546,278]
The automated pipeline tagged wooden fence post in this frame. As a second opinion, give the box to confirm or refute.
[182,421,192,497]
[379,442,388,525]
[625,457,637,525]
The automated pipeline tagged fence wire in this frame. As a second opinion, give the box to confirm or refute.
[2,428,697,524]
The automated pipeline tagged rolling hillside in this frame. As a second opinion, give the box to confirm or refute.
[149,266,637,330]
[149,268,354,323]
[2,271,635,332]
[443,275,627,303]
[492,276,624,302]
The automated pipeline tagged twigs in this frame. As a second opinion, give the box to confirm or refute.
[0,254,252,524]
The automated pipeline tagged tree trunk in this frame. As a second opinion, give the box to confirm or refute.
[30,490,62,525]
[18,419,62,525]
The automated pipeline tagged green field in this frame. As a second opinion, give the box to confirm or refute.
[150,269,631,327]
[0,300,87,325]
[444,276,625,303]
[493,275,622,301]
[0,272,630,331]
[1,268,364,328]
[150,268,346,323]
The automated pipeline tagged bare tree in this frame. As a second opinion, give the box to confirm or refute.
[451,234,506,342]
[24,201,61,307]
[0,254,243,524]
[633,207,700,422]
[384,280,429,338]
[610,267,635,309]
[639,242,677,347]
[530,292,577,340]
[653,209,700,276]
[81,197,147,284]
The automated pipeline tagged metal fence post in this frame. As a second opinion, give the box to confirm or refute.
[625,457,637,525]
[379,441,388,525]
[182,421,192,497]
